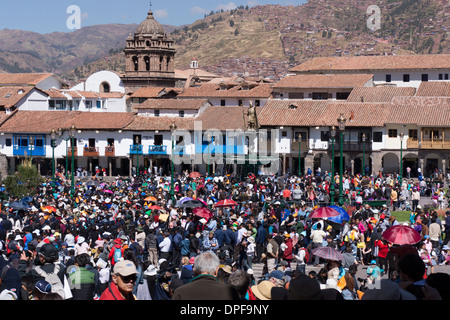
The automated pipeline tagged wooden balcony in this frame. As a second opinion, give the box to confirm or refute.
[420,139,450,150]
[67,147,78,157]
[407,138,419,149]
[291,140,309,153]
[105,147,115,157]
[83,147,99,157]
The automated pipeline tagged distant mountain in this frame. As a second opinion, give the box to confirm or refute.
[0,23,176,75]
[1,0,448,83]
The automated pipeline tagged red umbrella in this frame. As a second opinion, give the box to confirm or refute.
[382,225,422,245]
[309,207,340,219]
[189,171,202,178]
[149,205,161,210]
[215,199,238,207]
[193,207,213,219]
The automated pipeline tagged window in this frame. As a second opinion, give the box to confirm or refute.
[288,92,304,99]
[336,92,350,100]
[373,132,382,143]
[282,131,287,137]
[409,129,418,139]
[179,110,185,118]
[385,74,392,83]
[220,100,226,106]
[421,74,428,82]
[312,92,328,100]
[154,134,163,146]
[85,100,92,109]
[295,132,306,141]
[238,100,243,106]
[5,138,11,147]
[100,82,110,93]
[320,131,330,141]
[154,109,160,117]
[388,129,397,138]
[445,74,449,80]
[255,100,260,107]
[439,74,443,80]
[35,139,44,147]
[96,100,102,109]
[403,74,410,82]
[133,135,141,145]
[139,98,146,104]
[49,100,66,110]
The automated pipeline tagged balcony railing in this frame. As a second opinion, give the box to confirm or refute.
[148,145,167,155]
[105,146,115,157]
[130,145,143,155]
[290,141,309,153]
[13,146,45,157]
[420,139,450,150]
[84,147,99,157]
[407,138,419,149]
[67,146,78,157]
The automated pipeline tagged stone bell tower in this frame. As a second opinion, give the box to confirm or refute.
[122,10,178,90]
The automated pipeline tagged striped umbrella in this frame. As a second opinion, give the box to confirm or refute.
[312,246,345,261]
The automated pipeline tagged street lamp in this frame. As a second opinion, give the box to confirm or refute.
[29,136,34,160]
[298,132,302,176]
[206,132,211,176]
[169,122,177,203]
[399,132,404,184]
[50,129,56,186]
[69,124,76,198]
[362,132,366,176]
[57,127,69,179]
[135,136,140,177]
[337,114,346,206]
[330,126,336,205]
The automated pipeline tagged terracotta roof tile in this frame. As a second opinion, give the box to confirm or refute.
[319,102,389,127]
[0,111,136,133]
[273,74,373,89]
[388,97,450,126]
[347,86,416,102]
[135,99,210,110]
[257,100,329,127]
[290,54,450,73]
[0,86,34,108]
[415,81,450,97]
[0,73,54,86]
[123,116,194,131]
[195,106,260,130]
[45,89,67,99]
[130,87,166,98]
[178,83,273,98]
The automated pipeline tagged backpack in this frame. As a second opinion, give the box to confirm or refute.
[114,247,123,263]
[300,248,310,264]
[34,264,65,299]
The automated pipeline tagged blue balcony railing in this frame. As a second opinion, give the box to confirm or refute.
[130,145,143,155]
[148,145,167,155]
[14,146,45,157]
[195,144,244,155]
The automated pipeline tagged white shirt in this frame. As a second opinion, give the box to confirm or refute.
[159,237,171,253]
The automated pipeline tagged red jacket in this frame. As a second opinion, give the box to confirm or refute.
[108,244,124,265]
[375,240,389,258]
[283,238,293,260]
[99,282,135,300]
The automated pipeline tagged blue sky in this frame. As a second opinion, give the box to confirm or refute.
[0,0,307,34]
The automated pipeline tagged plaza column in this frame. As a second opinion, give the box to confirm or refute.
[351,159,354,176]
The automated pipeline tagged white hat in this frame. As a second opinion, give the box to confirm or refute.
[144,265,157,276]
[77,236,85,244]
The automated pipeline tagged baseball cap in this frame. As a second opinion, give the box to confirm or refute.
[114,260,138,276]
[35,280,52,294]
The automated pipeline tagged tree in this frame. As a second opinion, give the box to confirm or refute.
[3,158,43,199]
[235,28,239,36]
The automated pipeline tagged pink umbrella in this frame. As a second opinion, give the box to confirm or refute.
[215,199,238,207]
[382,225,422,245]
[193,207,213,219]
[309,207,340,219]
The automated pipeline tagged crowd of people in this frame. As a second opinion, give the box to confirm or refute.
[0,168,449,301]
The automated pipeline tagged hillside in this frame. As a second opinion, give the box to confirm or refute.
[64,0,449,82]
[1,0,447,83]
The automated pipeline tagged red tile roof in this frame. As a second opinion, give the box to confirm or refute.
[135,99,210,110]
[347,86,416,102]
[178,83,273,98]
[388,97,450,126]
[0,73,54,86]
[129,87,166,98]
[273,74,373,89]
[257,100,329,127]
[415,81,450,97]
[0,86,34,108]
[123,116,194,131]
[0,111,136,133]
[290,54,450,73]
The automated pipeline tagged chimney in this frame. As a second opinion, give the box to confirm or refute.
[350,110,355,121]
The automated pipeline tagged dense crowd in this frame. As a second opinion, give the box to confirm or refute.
[0,169,449,301]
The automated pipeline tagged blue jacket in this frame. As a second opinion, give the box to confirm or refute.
[255,226,266,245]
